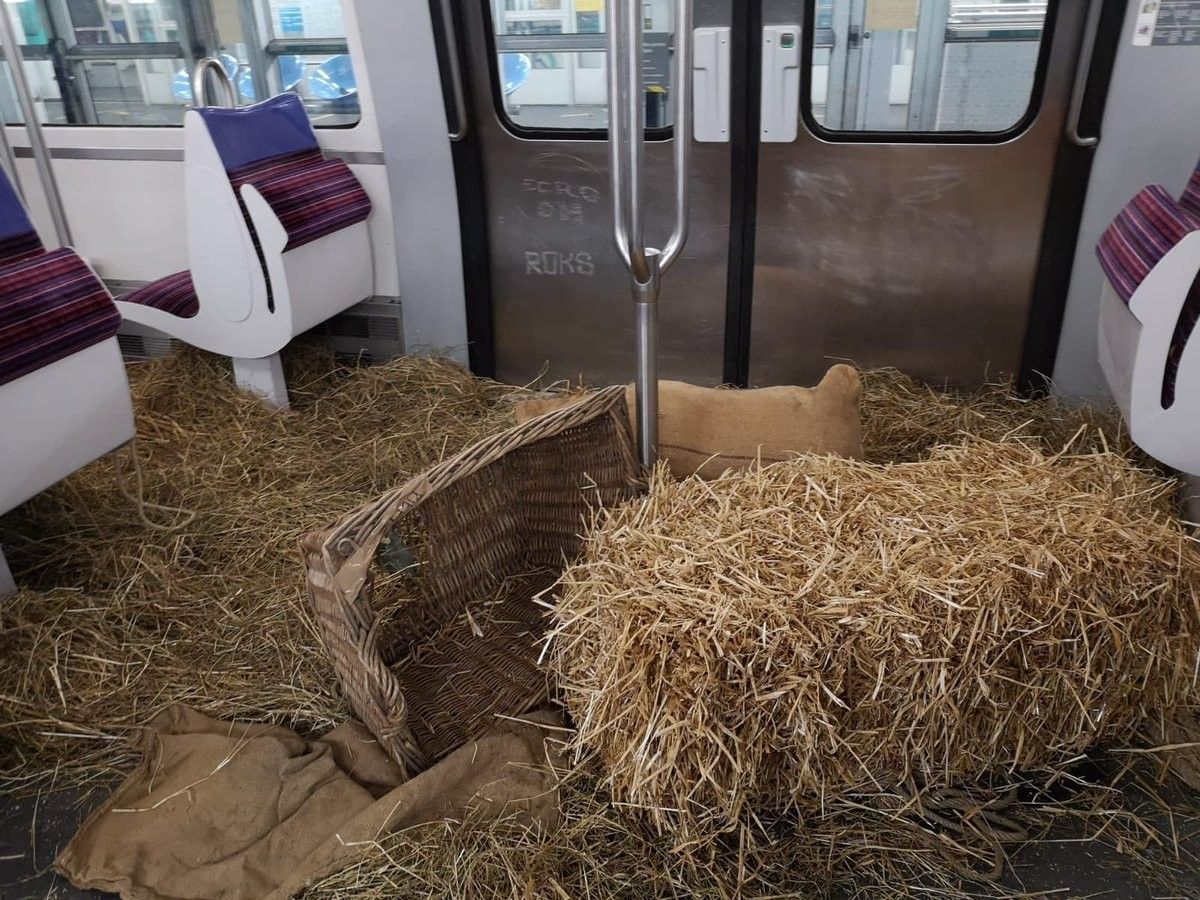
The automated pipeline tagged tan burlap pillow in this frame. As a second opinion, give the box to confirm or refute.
[515,364,863,479]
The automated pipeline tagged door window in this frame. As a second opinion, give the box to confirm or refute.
[810,0,1053,135]
[485,0,677,133]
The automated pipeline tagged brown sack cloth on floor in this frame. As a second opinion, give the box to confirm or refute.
[56,704,564,900]
[515,364,863,479]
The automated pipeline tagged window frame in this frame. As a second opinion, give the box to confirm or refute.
[479,0,672,142]
[799,0,1061,146]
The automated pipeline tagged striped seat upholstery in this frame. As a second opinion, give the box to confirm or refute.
[226,148,325,311]
[249,157,371,250]
[0,230,45,266]
[0,248,121,388]
[226,146,324,193]
[1096,184,1200,303]
[119,269,199,319]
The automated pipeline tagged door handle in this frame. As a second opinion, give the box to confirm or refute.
[693,26,730,143]
[760,25,802,143]
[1066,0,1102,148]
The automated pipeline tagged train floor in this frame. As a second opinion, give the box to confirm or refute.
[3,768,1199,899]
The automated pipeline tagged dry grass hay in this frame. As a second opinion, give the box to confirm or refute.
[859,369,1129,463]
[0,344,525,791]
[4,349,1197,898]
[550,442,1200,848]
[305,755,1200,899]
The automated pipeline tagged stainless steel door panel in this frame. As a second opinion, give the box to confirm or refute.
[749,1,1087,387]
[465,0,731,387]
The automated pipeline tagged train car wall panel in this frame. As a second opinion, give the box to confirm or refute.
[1055,1,1200,402]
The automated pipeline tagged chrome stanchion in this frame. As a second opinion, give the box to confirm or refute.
[607,0,692,469]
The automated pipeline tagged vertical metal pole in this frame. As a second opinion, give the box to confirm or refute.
[908,0,949,131]
[44,0,97,124]
[624,0,647,283]
[824,0,853,129]
[609,0,691,470]
[0,4,72,246]
[634,250,661,467]
[239,0,271,103]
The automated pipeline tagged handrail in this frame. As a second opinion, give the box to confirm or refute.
[608,0,693,467]
[437,0,470,142]
[0,7,71,246]
[191,57,237,109]
[1065,0,1101,149]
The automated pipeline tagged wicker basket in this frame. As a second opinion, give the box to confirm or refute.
[301,385,641,775]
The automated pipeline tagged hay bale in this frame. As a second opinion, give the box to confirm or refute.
[549,442,1200,846]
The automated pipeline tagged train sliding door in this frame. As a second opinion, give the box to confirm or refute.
[749,0,1094,386]
[459,0,732,386]
[450,0,1098,388]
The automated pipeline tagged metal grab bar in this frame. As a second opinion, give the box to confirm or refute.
[0,6,71,246]
[437,0,470,142]
[191,57,237,109]
[1065,0,1101,148]
[607,0,693,468]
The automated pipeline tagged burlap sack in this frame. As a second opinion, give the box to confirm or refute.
[56,705,564,900]
[515,364,863,479]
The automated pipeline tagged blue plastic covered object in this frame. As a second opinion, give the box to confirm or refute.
[502,53,531,96]
[236,55,305,102]
[309,54,357,100]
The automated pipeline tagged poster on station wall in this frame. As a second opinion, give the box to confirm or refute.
[1134,1,1200,46]
[865,0,920,31]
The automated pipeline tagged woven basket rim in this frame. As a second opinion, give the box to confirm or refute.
[305,383,633,568]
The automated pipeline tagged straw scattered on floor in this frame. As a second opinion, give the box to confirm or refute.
[859,368,1130,462]
[304,753,1200,899]
[2,355,1198,898]
[0,343,526,792]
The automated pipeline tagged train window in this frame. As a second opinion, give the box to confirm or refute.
[0,0,358,128]
[215,0,361,127]
[809,0,1052,135]
[0,0,190,125]
[485,0,676,133]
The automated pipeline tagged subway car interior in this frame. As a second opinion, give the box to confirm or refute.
[5,0,1200,897]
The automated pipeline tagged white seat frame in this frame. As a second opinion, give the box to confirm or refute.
[1098,231,1200,477]
[0,335,135,595]
[115,108,374,409]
